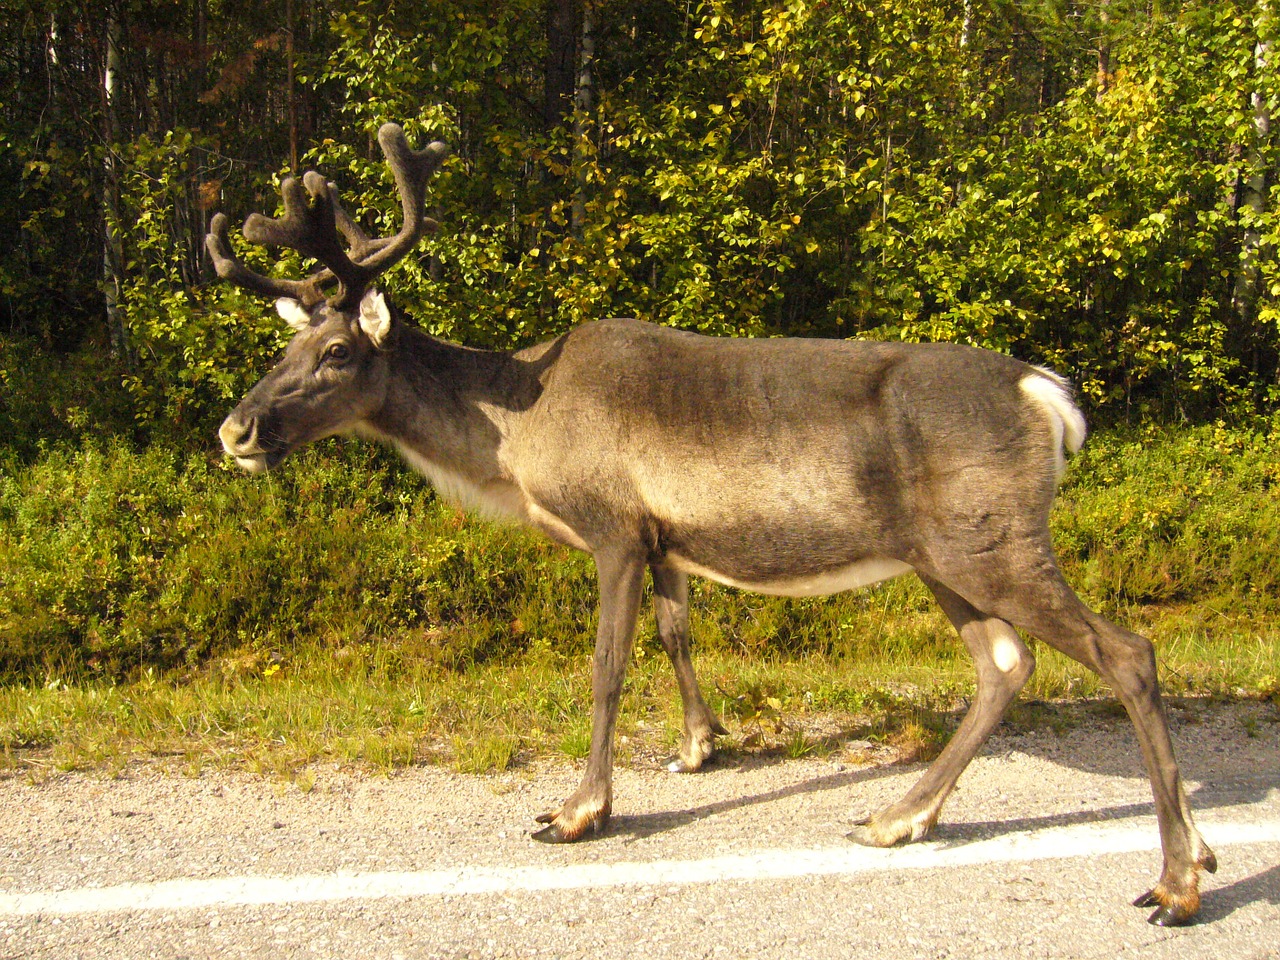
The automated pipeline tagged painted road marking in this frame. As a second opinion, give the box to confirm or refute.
[3,817,1278,916]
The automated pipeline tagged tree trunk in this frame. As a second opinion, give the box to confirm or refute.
[194,0,212,283]
[544,0,580,130]
[101,11,128,362]
[571,0,595,236]
[1096,0,1111,100]
[286,0,297,173]
[46,15,60,122]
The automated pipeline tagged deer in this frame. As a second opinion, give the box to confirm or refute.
[207,123,1216,926]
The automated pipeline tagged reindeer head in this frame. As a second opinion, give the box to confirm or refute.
[208,124,449,473]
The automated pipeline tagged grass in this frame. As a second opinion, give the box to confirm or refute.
[3,625,1276,781]
[1,420,1279,778]
[0,647,964,779]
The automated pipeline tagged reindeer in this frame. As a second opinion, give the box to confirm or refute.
[208,124,1216,926]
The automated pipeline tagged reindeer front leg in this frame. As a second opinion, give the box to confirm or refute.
[533,547,645,843]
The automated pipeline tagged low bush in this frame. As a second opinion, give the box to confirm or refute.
[0,440,599,678]
[0,337,141,460]
[0,420,1277,685]
[1053,421,1280,610]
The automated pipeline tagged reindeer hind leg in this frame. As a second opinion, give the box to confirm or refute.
[972,555,1215,926]
[849,574,1034,847]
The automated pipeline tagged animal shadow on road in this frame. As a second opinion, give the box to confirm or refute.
[1195,864,1280,924]
[615,698,1278,845]
[608,700,1278,923]
[611,761,1275,847]
[604,727,1274,926]
[612,761,889,841]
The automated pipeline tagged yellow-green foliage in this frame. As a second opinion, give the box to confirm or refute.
[1,421,1278,692]
[0,440,601,678]
[1052,421,1280,609]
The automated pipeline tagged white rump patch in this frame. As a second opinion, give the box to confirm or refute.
[668,555,912,598]
[1020,370,1087,482]
[275,297,311,331]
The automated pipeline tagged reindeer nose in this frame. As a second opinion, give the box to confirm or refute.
[219,415,258,455]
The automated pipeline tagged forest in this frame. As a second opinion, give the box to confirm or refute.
[1,0,1276,448]
[1,2,1279,696]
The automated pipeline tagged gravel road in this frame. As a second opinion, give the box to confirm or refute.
[2,698,1278,959]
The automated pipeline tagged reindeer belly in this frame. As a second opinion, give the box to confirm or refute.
[665,551,911,597]
[645,482,913,597]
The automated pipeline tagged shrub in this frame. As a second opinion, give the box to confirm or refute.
[1053,419,1280,608]
[2,420,1276,683]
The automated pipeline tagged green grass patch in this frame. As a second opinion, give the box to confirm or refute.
[1,420,1278,775]
[0,649,974,778]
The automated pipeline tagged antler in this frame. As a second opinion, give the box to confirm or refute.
[205,212,326,307]
[206,123,450,312]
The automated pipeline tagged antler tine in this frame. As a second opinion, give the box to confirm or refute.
[330,179,438,271]
[241,172,371,308]
[325,123,448,306]
[207,125,449,313]
[205,212,324,307]
[264,182,377,298]
[329,186,378,257]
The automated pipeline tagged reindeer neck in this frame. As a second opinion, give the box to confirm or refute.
[362,324,536,509]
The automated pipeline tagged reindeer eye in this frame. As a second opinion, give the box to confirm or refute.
[325,342,350,362]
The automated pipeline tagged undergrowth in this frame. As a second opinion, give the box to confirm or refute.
[1,420,1278,774]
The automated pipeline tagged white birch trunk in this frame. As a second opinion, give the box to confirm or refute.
[571,0,595,236]
[102,13,127,360]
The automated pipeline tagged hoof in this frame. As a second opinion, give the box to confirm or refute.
[847,809,934,848]
[1133,889,1200,926]
[666,752,717,773]
[1199,847,1218,874]
[531,821,579,844]
[1146,902,1197,927]
[1132,890,1160,909]
[846,820,901,848]
[666,718,727,774]
[531,808,607,844]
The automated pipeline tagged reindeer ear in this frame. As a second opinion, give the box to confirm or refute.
[358,289,393,347]
[275,297,311,332]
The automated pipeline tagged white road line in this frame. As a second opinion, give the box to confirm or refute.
[4,818,1278,917]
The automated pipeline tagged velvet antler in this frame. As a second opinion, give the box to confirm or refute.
[206,124,449,311]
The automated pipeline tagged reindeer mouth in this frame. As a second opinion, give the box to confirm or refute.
[220,414,290,474]
[229,445,290,474]
[233,453,272,474]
